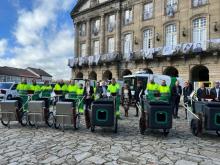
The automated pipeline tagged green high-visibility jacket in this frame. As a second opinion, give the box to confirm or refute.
[107,83,120,94]
[159,85,170,94]
[68,84,79,93]
[41,85,52,91]
[76,88,84,95]
[30,84,41,92]
[146,83,159,91]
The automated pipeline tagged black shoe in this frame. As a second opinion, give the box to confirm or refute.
[176,116,180,119]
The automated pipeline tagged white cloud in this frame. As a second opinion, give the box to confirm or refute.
[0,0,75,80]
[0,39,8,57]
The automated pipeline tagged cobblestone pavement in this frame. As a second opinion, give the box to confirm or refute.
[0,106,220,165]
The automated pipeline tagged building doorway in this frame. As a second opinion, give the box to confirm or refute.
[89,71,97,80]
[190,65,209,82]
[163,66,179,77]
[144,68,153,74]
[76,72,83,79]
[103,70,112,81]
[122,69,132,77]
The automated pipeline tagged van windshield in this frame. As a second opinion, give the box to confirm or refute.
[0,83,13,89]
[124,77,135,90]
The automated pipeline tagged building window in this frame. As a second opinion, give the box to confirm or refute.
[92,19,100,36]
[108,14,115,32]
[143,2,153,20]
[93,40,100,55]
[124,33,133,55]
[193,17,207,48]
[143,29,153,52]
[79,23,86,36]
[165,24,177,48]
[192,0,208,7]
[80,43,86,57]
[166,0,178,17]
[108,37,115,53]
[124,9,133,25]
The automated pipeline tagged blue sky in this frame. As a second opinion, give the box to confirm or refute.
[0,0,77,79]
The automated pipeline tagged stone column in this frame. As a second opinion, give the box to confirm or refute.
[116,10,121,53]
[86,19,91,56]
[100,14,105,54]
[74,22,79,57]
[115,10,122,79]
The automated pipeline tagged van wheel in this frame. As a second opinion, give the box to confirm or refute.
[7,95,12,100]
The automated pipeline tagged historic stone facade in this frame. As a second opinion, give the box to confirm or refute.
[69,0,220,82]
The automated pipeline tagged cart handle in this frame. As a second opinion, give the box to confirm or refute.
[182,103,200,120]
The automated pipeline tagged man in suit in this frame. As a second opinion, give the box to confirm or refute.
[171,80,182,119]
[210,81,220,102]
[183,81,193,119]
[134,81,144,117]
[197,83,209,101]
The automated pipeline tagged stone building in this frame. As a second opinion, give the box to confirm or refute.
[69,0,220,82]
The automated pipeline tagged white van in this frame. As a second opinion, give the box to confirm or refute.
[0,82,18,100]
[123,72,183,97]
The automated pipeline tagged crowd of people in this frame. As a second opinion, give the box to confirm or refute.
[14,78,220,123]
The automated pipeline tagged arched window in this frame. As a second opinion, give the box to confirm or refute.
[143,29,153,52]
[192,17,207,49]
[165,24,177,48]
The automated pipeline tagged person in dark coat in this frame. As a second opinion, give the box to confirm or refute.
[210,81,220,102]
[171,80,182,119]
[134,81,144,117]
[83,80,94,129]
[83,80,94,111]
[121,84,132,117]
[197,83,209,101]
[183,81,193,119]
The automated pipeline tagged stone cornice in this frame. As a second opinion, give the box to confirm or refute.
[71,0,120,20]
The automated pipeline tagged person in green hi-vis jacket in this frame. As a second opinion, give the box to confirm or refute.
[159,80,171,102]
[107,78,121,117]
[13,79,30,122]
[39,81,52,119]
[29,79,41,100]
[76,84,84,114]
[146,79,160,101]
[16,79,29,111]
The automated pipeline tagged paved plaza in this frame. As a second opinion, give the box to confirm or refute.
[0,107,220,165]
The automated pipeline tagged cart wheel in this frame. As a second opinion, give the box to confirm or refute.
[1,119,10,127]
[216,131,220,137]
[163,129,169,137]
[139,117,146,135]
[190,119,199,136]
[91,125,95,132]
[114,117,118,133]
[21,112,28,126]
[74,114,80,130]
[46,112,55,127]
[28,120,35,127]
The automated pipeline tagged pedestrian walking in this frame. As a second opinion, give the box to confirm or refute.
[171,80,182,119]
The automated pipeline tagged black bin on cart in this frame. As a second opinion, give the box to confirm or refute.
[203,102,220,130]
[140,99,172,136]
[91,98,118,133]
[145,101,172,129]
[191,101,220,136]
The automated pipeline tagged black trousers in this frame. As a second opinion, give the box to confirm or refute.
[172,100,180,117]
[85,99,93,111]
